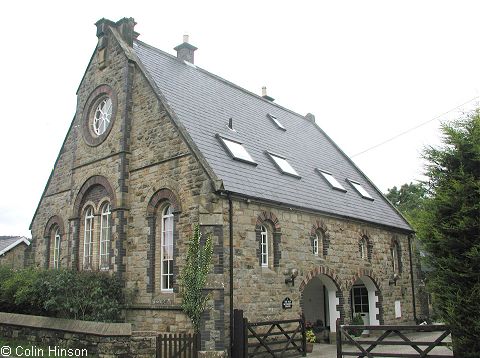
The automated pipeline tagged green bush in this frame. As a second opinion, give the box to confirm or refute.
[0,268,124,322]
[347,314,365,337]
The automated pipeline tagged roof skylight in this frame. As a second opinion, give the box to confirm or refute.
[316,169,346,192]
[348,179,374,200]
[267,151,300,177]
[217,135,256,165]
[267,113,286,131]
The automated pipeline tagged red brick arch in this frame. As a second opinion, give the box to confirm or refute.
[310,220,328,236]
[348,267,382,291]
[73,175,117,216]
[299,266,342,292]
[255,211,281,233]
[44,215,65,238]
[147,188,182,216]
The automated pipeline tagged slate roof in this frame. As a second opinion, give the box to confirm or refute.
[133,40,412,233]
[0,236,30,256]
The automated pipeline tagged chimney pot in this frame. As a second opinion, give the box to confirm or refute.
[261,86,275,102]
[174,35,198,64]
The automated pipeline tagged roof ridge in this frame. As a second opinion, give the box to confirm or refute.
[134,39,312,122]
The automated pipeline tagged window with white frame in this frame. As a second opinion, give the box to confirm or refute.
[314,231,324,257]
[392,242,400,274]
[83,206,94,269]
[161,205,174,291]
[53,228,61,269]
[267,152,300,177]
[100,203,111,269]
[360,237,368,260]
[261,225,268,267]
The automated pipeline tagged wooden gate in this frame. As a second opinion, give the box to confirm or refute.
[156,333,200,358]
[233,309,306,358]
[336,320,453,357]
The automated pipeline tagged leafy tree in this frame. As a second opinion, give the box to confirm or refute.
[418,111,480,357]
[180,224,214,333]
[385,182,427,229]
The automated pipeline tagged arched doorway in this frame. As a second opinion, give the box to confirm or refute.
[302,273,341,337]
[350,276,380,327]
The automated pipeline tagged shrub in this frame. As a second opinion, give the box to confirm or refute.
[306,329,316,343]
[0,268,124,322]
[347,314,365,337]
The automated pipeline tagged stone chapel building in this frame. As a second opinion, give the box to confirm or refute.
[29,17,423,351]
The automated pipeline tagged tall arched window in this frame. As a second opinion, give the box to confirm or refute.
[359,237,367,260]
[53,228,61,269]
[83,206,94,269]
[313,231,324,257]
[313,235,319,255]
[100,203,111,269]
[161,205,174,291]
[260,225,268,267]
[391,241,401,274]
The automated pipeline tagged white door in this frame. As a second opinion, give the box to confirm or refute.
[352,285,370,334]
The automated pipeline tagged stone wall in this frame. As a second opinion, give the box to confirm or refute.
[0,312,155,358]
[227,198,420,330]
[0,244,28,269]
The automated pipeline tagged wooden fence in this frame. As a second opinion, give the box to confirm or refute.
[156,333,200,358]
[233,309,306,357]
[336,321,453,358]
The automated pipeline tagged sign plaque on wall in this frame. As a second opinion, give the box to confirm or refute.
[282,297,292,310]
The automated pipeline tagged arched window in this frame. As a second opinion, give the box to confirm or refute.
[313,235,318,255]
[161,205,174,291]
[313,231,324,257]
[83,206,94,269]
[260,225,268,267]
[391,241,401,274]
[53,228,61,269]
[359,237,368,260]
[100,203,111,269]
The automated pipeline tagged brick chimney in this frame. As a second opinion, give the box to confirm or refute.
[174,35,198,64]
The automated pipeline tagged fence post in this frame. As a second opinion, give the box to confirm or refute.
[301,318,307,357]
[336,319,342,358]
[233,309,245,358]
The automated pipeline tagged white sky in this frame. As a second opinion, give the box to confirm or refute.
[1,0,479,237]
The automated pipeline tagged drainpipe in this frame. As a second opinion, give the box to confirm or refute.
[228,193,234,356]
[408,234,417,322]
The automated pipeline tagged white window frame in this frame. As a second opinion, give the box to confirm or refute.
[83,207,94,269]
[267,113,286,131]
[261,225,268,267]
[217,134,257,165]
[161,205,174,291]
[53,228,61,269]
[316,169,347,192]
[313,235,319,255]
[347,179,374,200]
[360,238,368,260]
[266,151,301,178]
[100,203,111,270]
[392,244,399,274]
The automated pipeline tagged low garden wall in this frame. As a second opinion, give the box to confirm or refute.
[0,312,156,357]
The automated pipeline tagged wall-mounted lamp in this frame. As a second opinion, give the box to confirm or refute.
[284,268,299,286]
[389,273,399,286]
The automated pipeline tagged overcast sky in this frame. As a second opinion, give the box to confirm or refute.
[1,0,479,237]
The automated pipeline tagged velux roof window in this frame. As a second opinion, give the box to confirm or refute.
[348,179,374,200]
[267,113,286,131]
[217,135,256,165]
[267,151,300,177]
[316,169,346,192]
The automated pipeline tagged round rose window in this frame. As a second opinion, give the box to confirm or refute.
[82,85,117,146]
[92,97,113,136]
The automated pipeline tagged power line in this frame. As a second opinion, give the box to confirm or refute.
[350,96,479,158]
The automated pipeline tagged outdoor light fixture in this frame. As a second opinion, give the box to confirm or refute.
[389,273,399,286]
[284,268,299,286]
